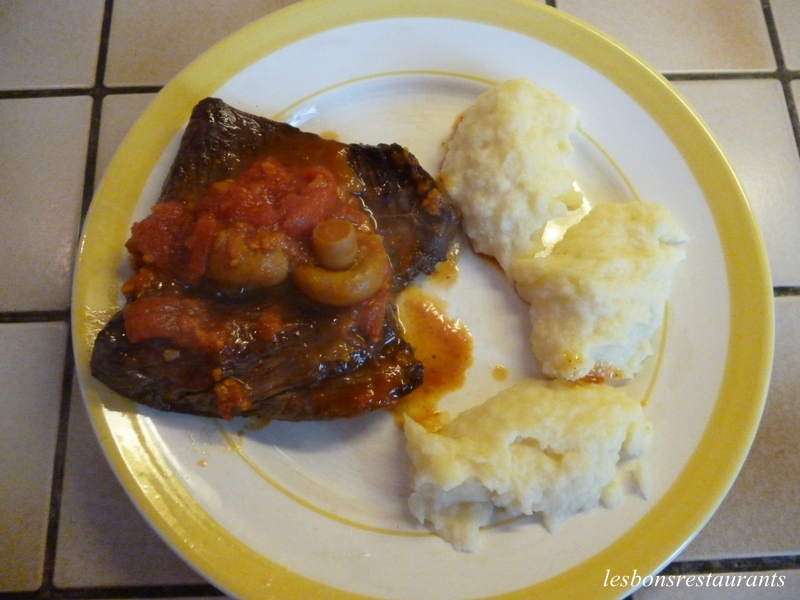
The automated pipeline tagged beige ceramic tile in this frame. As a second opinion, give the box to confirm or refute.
[95,93,157,185]
[0,97,91,312]
[673,79,800,287]
[54,385,206,587]
[677,296,800,560]
[0,322,67,592]
[105,0,300,87]
[633,569,800,599]
[557,0,775,72]
[0,0,104,90]
[772,0,800,69]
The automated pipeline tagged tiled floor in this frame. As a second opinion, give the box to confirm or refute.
[1,1,798,598]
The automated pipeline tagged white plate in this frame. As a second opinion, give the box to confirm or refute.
[72,1,774,598]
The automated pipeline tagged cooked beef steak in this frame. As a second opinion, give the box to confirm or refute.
[159,98,457,288]
[90,98,459,421]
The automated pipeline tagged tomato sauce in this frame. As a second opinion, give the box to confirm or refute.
[392,287,473,432]
[120,146,393,417]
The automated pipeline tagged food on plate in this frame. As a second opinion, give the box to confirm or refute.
[440,78,687,381]
[514,201,688,381]
[393,286,474,430]
[440,77,582,271]
[403,78,687,551]
[90,98,459,421]
[404,378,651,552]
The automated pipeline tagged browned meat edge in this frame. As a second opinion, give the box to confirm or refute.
[89,98,459,421]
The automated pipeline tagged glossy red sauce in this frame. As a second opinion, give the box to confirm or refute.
[392,287,473,432]
[119,151,391,418]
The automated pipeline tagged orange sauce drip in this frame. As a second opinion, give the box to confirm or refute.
[392,287,473,432]
[492,365,509,381]
[318,130,341,141]
[426,241,460,288]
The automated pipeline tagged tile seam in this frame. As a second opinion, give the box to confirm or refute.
[78,0,116,223]
[0,312,70,324]
[761,0,800,177]
[0,583,223,600]
[39,334,75,595]
[663,554,800,575]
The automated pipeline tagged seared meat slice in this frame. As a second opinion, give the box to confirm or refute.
[89,98,458,421]
[91,294,421,421]
[347,142,457,290]
[159,97,459,286]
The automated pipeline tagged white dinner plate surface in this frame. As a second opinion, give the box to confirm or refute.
[72,1,774,598]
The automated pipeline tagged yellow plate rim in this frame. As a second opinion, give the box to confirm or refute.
[71,0,774,598]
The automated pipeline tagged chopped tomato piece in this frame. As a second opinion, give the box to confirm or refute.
[121,267,163,299]
[184,212,219,285]
[214,378,252,420]
[279,167,338,236]
[255,308,288,343]
[240,157,297,199]
[126,202,194,275]
[123,296,230,354]
[194,157,294,228]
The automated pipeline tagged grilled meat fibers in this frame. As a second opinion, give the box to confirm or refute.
[91,292,422,421]
[90,98,459,421]
[159,98,458,288]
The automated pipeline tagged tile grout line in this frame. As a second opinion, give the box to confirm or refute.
[39,333,75,596]
[34,0,118,596]
[664,70,796,81]
[663,554,800,575]
[0,85,163,101]
[761,0,800,164]
[79,0,116,222]
[775,286,800,296]
[0,584,222,600]
[761,0,800,169]
[0,311,70,324]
